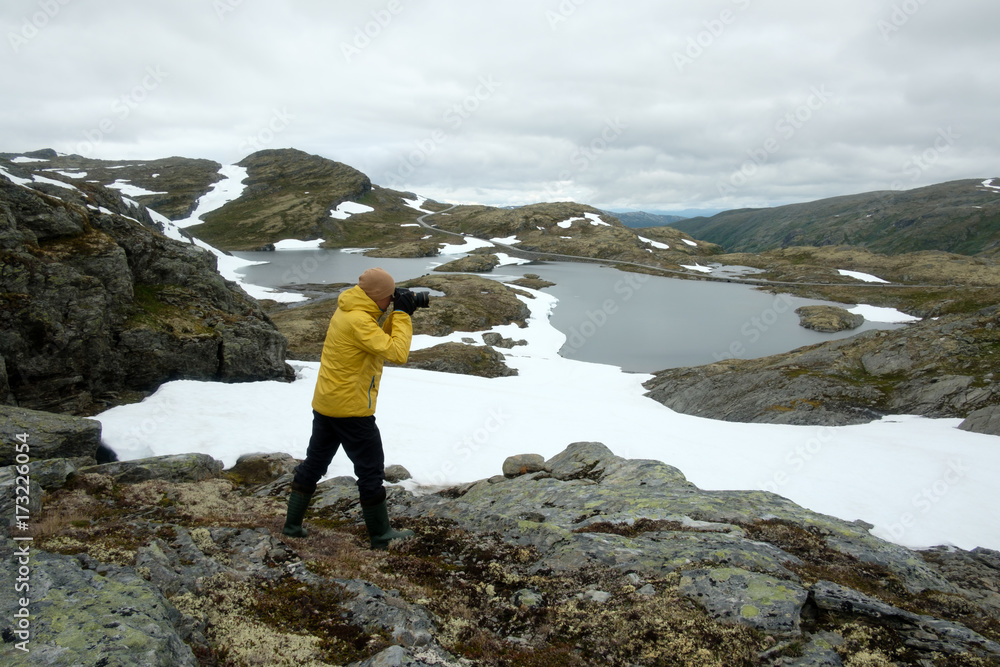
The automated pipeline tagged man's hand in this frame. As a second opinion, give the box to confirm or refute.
[392,288,417,316]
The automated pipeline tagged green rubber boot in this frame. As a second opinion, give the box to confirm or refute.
[282,489,312,538]
[361,498,414,550]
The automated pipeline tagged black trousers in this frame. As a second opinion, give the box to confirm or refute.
[292,411,385,504]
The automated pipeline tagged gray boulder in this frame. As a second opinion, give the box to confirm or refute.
[502,453,547,478]
[385,464,412,483]
[0,405,101,465]
[959,404,1000,436]
[225,451,298,485]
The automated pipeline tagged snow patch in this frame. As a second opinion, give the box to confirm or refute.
[838,269,889,284]
[402,196,433,213]
[584,212,610,226]
[682,238,698,247]
[29,174,79,191]
[173,165,249,228]
[848,305,920,323]
[681,263,712,273]
[439,237,495,255]
[273,239,325,250]
[638,236,669,250]
[495,252,531,266]
[107,179,167,197]
[330,201,375,219]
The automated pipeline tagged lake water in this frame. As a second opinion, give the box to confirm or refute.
[234,249,904,372]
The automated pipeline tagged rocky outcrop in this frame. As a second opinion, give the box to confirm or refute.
[7,443,1000,665]
[433,253,500,273]
[403,342,517,378]
[644,305,1000,429]
[0,171,292,414]
[795,305,864,332]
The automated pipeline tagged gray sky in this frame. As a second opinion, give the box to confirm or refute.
[3,0,998,212]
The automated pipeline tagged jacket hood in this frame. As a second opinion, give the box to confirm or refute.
[338,285,383,316]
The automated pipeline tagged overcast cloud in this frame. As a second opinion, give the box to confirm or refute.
[2,0,997,212]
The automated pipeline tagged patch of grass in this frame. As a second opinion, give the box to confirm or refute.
[252,575,392,664]
[127,283,215,335]
[573,518,690,538]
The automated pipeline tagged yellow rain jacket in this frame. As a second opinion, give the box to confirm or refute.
[311,285,412,418]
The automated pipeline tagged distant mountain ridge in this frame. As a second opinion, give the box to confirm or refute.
[0,148,719,266]
[673,179,1000,256]
[605,210,687,228]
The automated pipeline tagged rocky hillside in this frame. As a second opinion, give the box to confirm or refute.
[609,210,688,228]
[428,201,721,266]
[0,148,223,220]
[4,417,1000,666]
[189,149,373,251]
[674,179,1000,256]
[0,162,291,415]
[643,305,1000,434]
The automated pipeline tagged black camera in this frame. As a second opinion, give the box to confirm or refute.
[393,287,430,311]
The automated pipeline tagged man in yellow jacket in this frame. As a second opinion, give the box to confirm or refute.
[283,267,416,549]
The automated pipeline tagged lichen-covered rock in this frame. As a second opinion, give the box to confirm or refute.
[795,305,864,332]
[0,405,101,465]
[395,442,953,595]
[0,546,196,666]
[811,580,1000,657]
[80,453,223,484]
[679,567,809,636]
